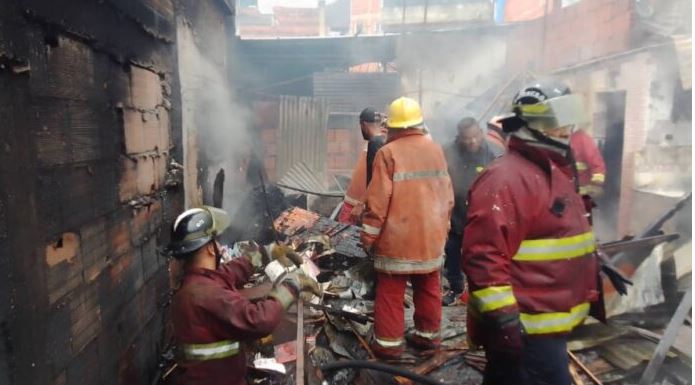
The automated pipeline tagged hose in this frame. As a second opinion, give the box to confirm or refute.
[320,360,455,385]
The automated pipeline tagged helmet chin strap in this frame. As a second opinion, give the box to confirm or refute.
[526,126,571,151]
[212,237,222,269]
[524,126,581,192]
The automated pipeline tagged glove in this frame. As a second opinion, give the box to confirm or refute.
[588,184,604,199]
[349,203,364,224]
[279,271,322,297]
[267,243,303,268]
[268,271,322,310]
[236,241,265,273]
[483,312,523,361]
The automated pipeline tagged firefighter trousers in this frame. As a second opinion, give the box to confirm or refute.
[373,270,442,355]
[483,335,571,385]
[444,232,465,293]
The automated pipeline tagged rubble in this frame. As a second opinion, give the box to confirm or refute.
[154,205,690,385]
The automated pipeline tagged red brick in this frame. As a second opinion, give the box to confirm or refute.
[123,110,161,155]
[157,107,170,152]
[109,252,135,285]
[46,233,80,267]
[265,143,277,156]
[119,155,166,201]
[261,129,277,142]
[129,66,161,110]
[130,200,163,246]
[136,158,156,194]
[327,142,340,154]
[109,218,131,258]
[334,129,351,142]
[69,285,101,354]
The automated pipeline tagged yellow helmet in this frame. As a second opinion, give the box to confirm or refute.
[386,97,424,129]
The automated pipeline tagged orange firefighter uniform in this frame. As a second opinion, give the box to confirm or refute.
[361,98,454,358]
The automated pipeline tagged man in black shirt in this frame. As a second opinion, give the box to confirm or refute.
[442,117,502,305]
[361,107,386,186]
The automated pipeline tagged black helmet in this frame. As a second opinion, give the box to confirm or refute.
[166,206,231,258]
[500,78,586,133]
[512,79,571,107]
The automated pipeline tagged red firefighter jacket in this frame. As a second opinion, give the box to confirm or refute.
[361,129,454,274]
[172,258,284,385]
[338,149,368,224]
[462,137,599,338]
[486,129,507,153]
[570,129,606,196]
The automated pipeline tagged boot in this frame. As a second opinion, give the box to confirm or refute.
[406,332,441,350]
[442,290,462,306]
[370,340,404,360]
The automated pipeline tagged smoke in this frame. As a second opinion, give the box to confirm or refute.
[394,30,508,144]
[177,24,253,218]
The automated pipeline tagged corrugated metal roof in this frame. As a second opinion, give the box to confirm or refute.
[313,72,401,113]
[277,161,344,197]
[276,95,329,183]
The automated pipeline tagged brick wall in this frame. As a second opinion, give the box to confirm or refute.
[254,98,363,186]
[0,1,184,385]
[327,128,363,181]
[505,0,634,73]
[553,45,686,238]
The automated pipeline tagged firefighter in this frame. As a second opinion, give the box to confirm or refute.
[570,128,606,198]
[462,80,600,385]
[337,108,386,224]
[361,97,454,359]
[167,206,320,385]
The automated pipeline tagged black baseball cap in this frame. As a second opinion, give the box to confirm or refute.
[359,107,378,123]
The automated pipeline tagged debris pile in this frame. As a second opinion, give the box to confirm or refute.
[158,206,691,385]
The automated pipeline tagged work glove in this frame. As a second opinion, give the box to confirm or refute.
[483,312,524,362]
[268,271,322,310]
[279,271,322,297]
[266,243,303,268]
[349,203,364,224]
[236,241,266,273]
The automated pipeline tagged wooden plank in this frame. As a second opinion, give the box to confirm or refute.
[638,287,692,385]
[296,299,305,385]
[569,361,587,385]
[396,349,465,385]
[568,350,602,385]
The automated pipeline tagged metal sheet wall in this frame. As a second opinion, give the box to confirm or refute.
[313,72,401,114]
[277,95,329,184]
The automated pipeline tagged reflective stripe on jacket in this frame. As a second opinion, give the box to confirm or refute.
[181,340,241,361]
[361,129,454,274]
[172,258,284,385]
[463,137,599,337]
[570,129,605,194]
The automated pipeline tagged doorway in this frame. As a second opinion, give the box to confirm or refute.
[593,91,626,241]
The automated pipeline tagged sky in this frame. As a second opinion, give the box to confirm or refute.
[257,0,340,14]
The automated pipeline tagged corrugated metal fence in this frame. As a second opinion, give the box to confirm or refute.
[277,95,329,183]
[313,72,401,114]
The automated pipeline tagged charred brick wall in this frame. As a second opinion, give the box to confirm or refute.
[0,1,185,384]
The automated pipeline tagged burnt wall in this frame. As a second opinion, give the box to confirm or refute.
[0,1,184,384]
